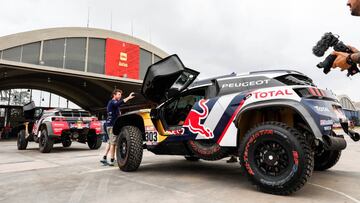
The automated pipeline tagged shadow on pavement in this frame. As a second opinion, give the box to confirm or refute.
[136,159,252,187]
[25,146,94,153]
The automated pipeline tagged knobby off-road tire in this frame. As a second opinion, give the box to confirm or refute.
[187,139,229,161]
[314,143,341,171]
[239,122,314,195]
[17,129,28,150]
[87,132,102,150]
[184,155,200,161]
[39,128,54,153]
[62,139,72,148]
[117,126,143,172]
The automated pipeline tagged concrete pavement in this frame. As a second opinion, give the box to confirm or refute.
[0,139,360,203]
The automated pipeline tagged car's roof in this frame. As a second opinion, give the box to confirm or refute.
[248,69,304,75]
[189,69,306,88]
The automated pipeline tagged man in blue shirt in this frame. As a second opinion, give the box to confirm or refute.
[100,89,135,166]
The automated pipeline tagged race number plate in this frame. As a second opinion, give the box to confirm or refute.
[145,126,158,145]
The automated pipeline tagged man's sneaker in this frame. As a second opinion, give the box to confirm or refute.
[108,160,116,166]
[100,158,108,165]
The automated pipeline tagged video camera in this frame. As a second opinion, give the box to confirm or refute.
[312,32,359,76]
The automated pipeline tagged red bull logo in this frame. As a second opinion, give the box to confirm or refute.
[183,99,213,138]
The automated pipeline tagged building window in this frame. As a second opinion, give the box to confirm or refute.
[42,38,65,68]
[22,42,41,64]
[64,38,86,71]
[2,46,22,62]
[87,38,105,74]
[154,54,162,63]
[140,48,152,79]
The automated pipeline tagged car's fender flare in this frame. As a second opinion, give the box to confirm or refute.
[234,99,322,140]
[113,114,145,139]
[38,122,52,137]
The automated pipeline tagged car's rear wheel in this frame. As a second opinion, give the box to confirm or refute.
[17,129,28,150]
[117,126,143,172]
[62,139,72,148]
[87,132,102,150]
[314,143,341,171]
[39,128,53,153]
[187,139,229,161]
[239,122,314,195]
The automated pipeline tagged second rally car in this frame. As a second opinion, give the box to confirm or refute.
[17,102,103,153]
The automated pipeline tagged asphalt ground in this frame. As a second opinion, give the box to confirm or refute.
[0,136,360,203]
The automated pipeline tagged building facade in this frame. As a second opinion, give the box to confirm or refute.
[0,27,167,80]
[337,95,360,126]
[0,27,167,111]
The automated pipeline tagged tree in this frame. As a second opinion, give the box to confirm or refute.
[0,89,30,106]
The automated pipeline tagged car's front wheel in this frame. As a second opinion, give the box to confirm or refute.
[117,126,143,172]
[239,122,314,195]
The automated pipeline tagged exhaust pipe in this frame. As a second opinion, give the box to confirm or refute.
[322,134,347,150]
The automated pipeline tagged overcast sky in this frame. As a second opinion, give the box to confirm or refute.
[2,0,360,101]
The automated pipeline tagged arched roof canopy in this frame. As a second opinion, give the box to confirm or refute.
[0,27,168,111]
[338,95,357,111]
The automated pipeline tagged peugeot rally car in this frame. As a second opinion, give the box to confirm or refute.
[17,105,103,153]
[112,55,359,195]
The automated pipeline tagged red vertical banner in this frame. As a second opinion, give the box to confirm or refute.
[105,38,140,79]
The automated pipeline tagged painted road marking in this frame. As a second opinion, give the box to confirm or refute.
[68,175,94,203]
[0,160,33,165]
[0,160,58,173]
[309,183,360,203]
[80,162,196,199]
[81,162,154,174]
[108,172,196,198]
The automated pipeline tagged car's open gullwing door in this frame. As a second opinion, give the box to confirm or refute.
[141,54,199,103]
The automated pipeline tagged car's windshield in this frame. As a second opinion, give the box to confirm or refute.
[59,111,91,117]
[275,74,316,86]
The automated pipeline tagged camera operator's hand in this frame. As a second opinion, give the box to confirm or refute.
[347,45,360,53]
[332,51,351,71]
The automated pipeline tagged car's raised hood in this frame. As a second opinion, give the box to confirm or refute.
[141,54,199,103]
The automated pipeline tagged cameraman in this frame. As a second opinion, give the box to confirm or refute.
[348,0,360,16]
[332,0,360,70]
[332,47,360,71]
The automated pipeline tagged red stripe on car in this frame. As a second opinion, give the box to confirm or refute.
[217,98,246,144]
